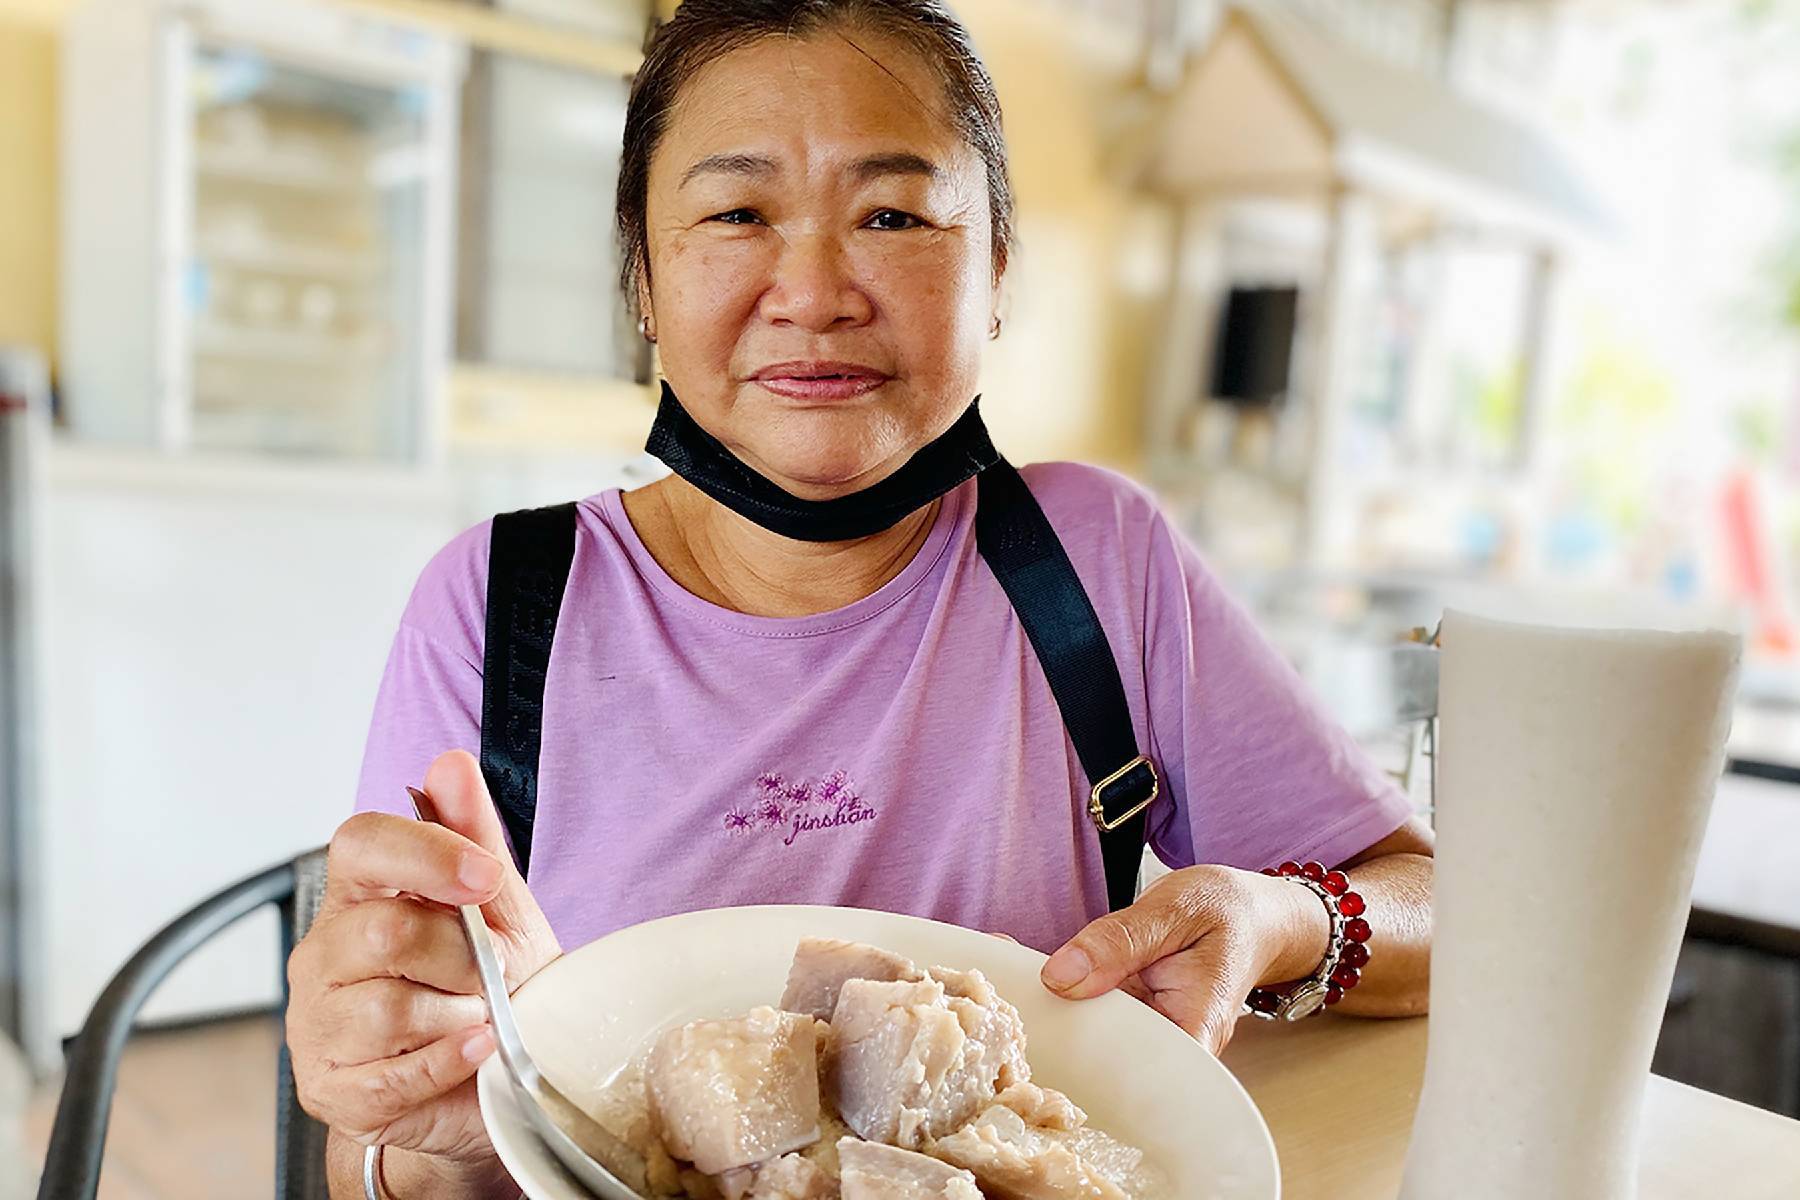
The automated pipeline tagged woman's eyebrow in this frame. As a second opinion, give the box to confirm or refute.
[846,152,942,183]
[679,151,942,189]
[681,152,778,189]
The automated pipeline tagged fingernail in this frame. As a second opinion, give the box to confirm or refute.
[458,851,502,893]
[1042,946,1092,991]
[462,1028,494,1063]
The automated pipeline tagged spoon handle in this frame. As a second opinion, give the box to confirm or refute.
[404,787,645,1197]
[405,788,539,1090]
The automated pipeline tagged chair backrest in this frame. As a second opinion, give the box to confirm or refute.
[276,848,330,1200]
[36,848,332,1200]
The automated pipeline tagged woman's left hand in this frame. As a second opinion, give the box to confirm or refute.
[1039,864,1330,1055]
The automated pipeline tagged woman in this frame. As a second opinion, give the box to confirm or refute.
[286,1,1435,1195]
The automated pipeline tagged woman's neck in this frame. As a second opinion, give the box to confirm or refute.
[619,474,942,618]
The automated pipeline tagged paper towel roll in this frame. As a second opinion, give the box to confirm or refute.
[1398,610,1741,1200]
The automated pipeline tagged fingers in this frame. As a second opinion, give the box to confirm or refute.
[286,899,492,1121]
[290,753,559,1169]
[1137,937,1250,1055]
[327,1024,495,1139]
[308,979,490,1067]
[323,811,505,915]
[1042,873,1230,1000]
[420,751,544,940]
[1038,867,1255,1053]
[355,1076,493,1164]
[300,898,489,994]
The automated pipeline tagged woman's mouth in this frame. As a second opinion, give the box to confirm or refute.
[751,362,891,401]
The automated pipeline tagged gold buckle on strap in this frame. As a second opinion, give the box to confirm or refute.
[1088,754,1159,832]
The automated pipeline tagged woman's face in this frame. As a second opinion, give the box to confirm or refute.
[640,27,999,499]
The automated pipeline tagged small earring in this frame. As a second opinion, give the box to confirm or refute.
[989,315,1003,340]
[638,315,657,344]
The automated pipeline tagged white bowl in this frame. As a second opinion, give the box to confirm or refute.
[479,905,1280,1199]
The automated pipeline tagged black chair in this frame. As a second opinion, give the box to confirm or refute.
[34,848,332,1200]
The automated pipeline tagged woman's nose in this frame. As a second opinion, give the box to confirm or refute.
[757,231,873,332]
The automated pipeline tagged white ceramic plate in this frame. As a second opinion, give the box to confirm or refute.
[479,905,1280,1199]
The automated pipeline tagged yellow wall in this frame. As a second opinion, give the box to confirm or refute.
[960,0,1163,470]
[0,0,70,27]
[0,1,63,362]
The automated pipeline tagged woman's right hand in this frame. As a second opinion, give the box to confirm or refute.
[287,749,563,1177]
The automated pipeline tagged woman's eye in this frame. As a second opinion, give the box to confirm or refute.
[706,208,922,230]
[867,209,924,231]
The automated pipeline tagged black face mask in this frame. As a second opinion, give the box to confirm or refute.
[644,378,999,542]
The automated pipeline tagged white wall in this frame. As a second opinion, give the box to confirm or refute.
[33,441,650,1035]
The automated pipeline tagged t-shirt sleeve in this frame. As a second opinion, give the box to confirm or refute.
[1139,510,1414,873]
[351,521,491,820]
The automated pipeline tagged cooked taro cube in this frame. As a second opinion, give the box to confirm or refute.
[992,1081,1087,1131]
[828,963,1041,1150]
[838,1138,983,1200]
[715,1152,838,1200]
[781,937,924,1020]
[646,1007,822,1175]
[922,966,1032,1134]
[929,1104,1132,1200]
[827,978,965,1147]
[1058,1126,1159,1196]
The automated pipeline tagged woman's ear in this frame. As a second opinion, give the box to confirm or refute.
[634,250,655,333]
[636,285,655,340]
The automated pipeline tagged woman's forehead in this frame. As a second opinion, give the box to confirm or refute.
[656,31,972,182]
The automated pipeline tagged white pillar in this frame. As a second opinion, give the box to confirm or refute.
[1145,199,1225,484]
[1515,246,1568,479]
[1300,187,1374,565]
[1398,228,1451,464]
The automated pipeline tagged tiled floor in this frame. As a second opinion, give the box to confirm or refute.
[3,1035,34,1200]
[22,1015,279,1200]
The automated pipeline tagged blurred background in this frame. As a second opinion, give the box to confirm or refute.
[3,0,1799,1194]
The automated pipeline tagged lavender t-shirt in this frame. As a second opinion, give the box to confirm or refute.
[353,462,1411,954]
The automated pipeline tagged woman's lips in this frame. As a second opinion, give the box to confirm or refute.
[753,374,889,401]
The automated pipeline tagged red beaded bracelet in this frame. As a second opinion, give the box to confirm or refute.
[1241,859,1372,1021]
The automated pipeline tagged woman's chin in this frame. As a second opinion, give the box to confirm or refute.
[751,448,906,499]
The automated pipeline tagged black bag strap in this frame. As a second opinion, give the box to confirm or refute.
[477,468,1157,908]
[974,459,1157,911]
[479,502,578,877]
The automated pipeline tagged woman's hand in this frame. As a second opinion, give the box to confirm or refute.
[287,750,563,1184]
[1039,865,1329,1055]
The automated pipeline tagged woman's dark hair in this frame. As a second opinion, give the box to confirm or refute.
[616,0,1014,317]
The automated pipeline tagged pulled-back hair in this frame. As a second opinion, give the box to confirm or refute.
[616,0,1014,315]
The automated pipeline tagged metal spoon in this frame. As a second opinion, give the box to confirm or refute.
[407,787,647,1198]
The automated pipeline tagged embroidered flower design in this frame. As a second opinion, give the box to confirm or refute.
[725,769,878,844]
